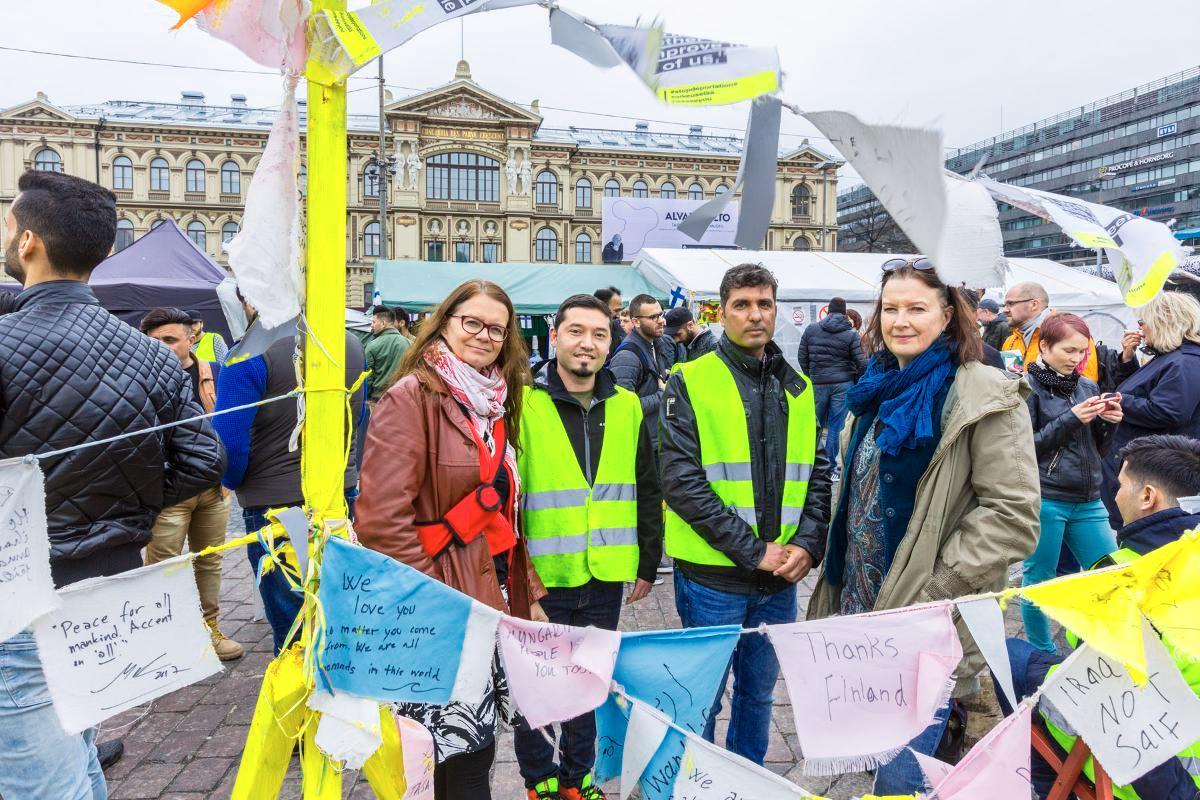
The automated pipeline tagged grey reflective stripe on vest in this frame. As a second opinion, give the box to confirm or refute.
[592,483,636,503]
[523,488,589,512]
[1037,697,1078,736]
[732,506,757,527]
[591,527,638,547]
[784,462,813,482]
[1181,756,1200,779]
[526,533,588,557]
[781,506,805,527]
[705,462,753,482]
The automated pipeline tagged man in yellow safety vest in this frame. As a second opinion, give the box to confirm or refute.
[659,263,833,765]
[1005,434,1200,799]
[515,293,663,800]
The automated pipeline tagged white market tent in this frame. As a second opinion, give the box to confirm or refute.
[632,248,1137,368]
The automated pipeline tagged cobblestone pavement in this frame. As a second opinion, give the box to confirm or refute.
[98,511,1020,799]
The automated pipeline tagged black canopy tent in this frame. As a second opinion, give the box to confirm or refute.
[0,220,233,340]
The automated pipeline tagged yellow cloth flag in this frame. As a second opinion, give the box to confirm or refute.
[1021,567,1149,683]
[1139,531,1200,661]
[153,0,215,28]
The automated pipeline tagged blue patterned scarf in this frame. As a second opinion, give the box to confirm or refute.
[847,337,955,456]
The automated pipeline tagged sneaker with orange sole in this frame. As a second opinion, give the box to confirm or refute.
[527,776,559,800]
[559,774,606,800]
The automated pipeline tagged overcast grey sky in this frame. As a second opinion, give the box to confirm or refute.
[3,0,1198,186]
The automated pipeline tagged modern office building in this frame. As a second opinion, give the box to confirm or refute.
[0,61,840,306]
[839,65,1200,270]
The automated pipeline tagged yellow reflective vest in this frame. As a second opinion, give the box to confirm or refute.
[518,385,642,588]
[664,352,816,566]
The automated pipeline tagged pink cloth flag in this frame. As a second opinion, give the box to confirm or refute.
[913,704,1033,799]
[395,715,435,800]
[196,0,307,73]
[497,617,621,729]
[767,603,963,775]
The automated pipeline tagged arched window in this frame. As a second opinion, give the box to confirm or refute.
[791,184,812,219]
[792,236,811,251]
[363,221,381,257]
[114,219,135,252]
[363,163,380,198]
[112,156,133,191]
[221,161,241,195]
[150,218,167,229]
[632,180,648,198]
[535,228,558,262]
[714,183,729,196]
[575,232,592,264]
[222,221,239,244]
[185,159,205,193]
[660,181,676,200]
[535,170,558,205]
[604,179,621,198]
[186,220,206,249]
[150,157,170,192]
[687,182,704,200]
[426,152,499,201]
[575,178,592,209]
[33,149,62,173]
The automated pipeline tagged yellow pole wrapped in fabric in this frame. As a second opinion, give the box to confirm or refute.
[360,708,410,800]
[230,647,309,799]
[303,0,349,525]
[301,713,343,799]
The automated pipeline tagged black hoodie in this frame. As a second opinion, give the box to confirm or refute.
[797,312,868,385]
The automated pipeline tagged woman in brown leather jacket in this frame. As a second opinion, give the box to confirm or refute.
[356,280,547,800]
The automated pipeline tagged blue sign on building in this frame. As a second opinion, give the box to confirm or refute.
[1158,123,1178,138]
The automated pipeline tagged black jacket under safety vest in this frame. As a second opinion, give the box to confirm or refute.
[529,362,663,583]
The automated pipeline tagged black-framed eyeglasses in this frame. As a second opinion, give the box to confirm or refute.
[450,314,508,342]
[882,257,935,273]
[1002,298,1035,309]
[634,312,665,322]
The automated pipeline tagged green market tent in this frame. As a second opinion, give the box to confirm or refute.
[373,261,664,315]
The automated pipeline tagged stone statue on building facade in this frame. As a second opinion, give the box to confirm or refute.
[505,156,518,196]
[518,158,532,196]
[405,151,421,191]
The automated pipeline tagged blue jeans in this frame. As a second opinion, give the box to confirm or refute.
[1003,638,1197,800]
[513,580,624,788]
[673,572,796,765]
[0,631,106,799]
[245,494,356,654]
[813,381,852,468]
[1022,498,1115,653]
[872,702,951,795]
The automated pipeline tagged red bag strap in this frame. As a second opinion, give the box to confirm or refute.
[465,417,507,484]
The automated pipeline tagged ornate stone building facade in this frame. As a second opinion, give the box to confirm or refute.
[0,62,839,306]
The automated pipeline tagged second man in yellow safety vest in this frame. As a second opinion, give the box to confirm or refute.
[515,293,663,800]
[660,263,832,766]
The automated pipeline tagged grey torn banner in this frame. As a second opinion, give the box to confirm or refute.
[548,7,626,69]
[677,94,782,250]
[224,314,298,366]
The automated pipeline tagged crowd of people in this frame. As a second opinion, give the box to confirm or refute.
[3,170,1200,800]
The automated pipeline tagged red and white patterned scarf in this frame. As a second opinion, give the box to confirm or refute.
[424,339,519,492]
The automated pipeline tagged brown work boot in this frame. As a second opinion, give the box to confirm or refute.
[207,619,244,661]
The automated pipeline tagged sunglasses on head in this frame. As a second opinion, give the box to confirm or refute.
[881,257,935,273]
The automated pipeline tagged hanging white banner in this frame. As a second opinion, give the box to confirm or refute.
[980,176,1187,306]
[0,459,59,641]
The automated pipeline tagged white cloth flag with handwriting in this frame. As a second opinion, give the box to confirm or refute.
[0,459,59,640]
[33,558,221,734]
[1040,618,1200,785]
[675,716,811,799]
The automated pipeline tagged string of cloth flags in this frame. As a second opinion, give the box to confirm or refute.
[5,452,1200,798]
[151,0,1190,346]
